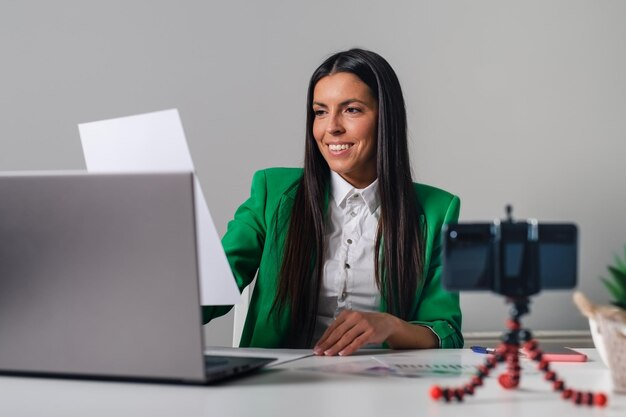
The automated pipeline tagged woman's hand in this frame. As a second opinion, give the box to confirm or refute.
[313,310,440,356]
[313,310,398,356]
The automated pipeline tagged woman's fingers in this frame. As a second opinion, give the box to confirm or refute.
[320,319,370,356]
[337,331,372,356]
[314,311,355,354]
[314,310,384,356]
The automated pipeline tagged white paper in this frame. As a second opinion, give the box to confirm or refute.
[297,350,528,378]
[78,109,241,305]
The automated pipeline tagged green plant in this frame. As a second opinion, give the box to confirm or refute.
[601,245,626,310]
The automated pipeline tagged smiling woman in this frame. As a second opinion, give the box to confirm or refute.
[202,48,463,354]
[312,72,379,188]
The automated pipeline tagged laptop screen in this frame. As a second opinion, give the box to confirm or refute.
[0,171,208,383]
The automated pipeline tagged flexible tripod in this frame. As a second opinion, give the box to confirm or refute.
[430,297,608,407]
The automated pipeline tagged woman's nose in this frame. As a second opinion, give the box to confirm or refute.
[326,112,345,135]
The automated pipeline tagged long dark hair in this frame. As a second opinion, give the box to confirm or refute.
[274,48,424,347]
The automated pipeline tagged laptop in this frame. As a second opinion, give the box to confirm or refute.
[0,171,274,384]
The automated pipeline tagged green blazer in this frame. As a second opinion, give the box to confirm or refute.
[203,168,463,348]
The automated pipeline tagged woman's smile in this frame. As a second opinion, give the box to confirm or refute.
[327,142,355,154]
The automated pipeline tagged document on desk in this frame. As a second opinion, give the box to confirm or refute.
[204,347,314,367]
[301,350,539,378]
[301,355,474,378]
[78,109,240,305]
[368,351,482,377]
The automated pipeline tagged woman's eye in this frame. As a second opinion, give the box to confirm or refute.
[346,107,361,114]
[314,109,326,117]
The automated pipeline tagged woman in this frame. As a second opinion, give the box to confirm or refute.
[203,48,462,355]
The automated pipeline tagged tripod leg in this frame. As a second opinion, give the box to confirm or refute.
[430,345,505,402]
[497,343,522,389]
[522,339,608,407]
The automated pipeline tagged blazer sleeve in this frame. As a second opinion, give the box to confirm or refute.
[409,195,463,348]
[202,170,268,324]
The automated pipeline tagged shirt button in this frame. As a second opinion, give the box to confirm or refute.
[350,212,357,217]
[352,193,359,199]
[346,238,352,244]
[345,263,350,269]
[342,291,347,299]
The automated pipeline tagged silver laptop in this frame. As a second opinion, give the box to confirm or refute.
[0,171,273,384]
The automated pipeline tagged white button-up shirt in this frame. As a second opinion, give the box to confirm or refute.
[314,171,381,341]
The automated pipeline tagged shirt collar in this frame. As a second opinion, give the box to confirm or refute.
[330,171,380,214]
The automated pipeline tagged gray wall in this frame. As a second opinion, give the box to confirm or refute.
[2,1,625,346]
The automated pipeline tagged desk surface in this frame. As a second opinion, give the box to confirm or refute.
[1,348,623,417]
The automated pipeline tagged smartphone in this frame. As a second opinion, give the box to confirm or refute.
[521,346,588,362]
[442,222,578,295]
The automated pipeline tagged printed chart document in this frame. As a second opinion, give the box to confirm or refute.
[78,109,240,305]
[298,349,540,378]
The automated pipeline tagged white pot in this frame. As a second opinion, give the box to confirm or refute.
[589,317,609,367]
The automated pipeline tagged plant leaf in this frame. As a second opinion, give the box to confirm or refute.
[601,245,626,306]
[601,276,626,304]
[608,265,626,286]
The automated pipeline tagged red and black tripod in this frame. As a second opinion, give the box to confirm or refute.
[430,297,608,407]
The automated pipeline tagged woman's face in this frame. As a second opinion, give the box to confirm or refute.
[312,72,378,189]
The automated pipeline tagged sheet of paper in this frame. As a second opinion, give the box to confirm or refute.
[78,109,241,305]
[299,356,475,378]
[297,350,540,379]
[204,347,314,367]
[369,353,478,377]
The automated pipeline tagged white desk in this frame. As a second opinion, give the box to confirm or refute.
[1,349,623,417]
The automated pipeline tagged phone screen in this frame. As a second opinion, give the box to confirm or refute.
[442,223,494,291]
[538,224,578,290]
